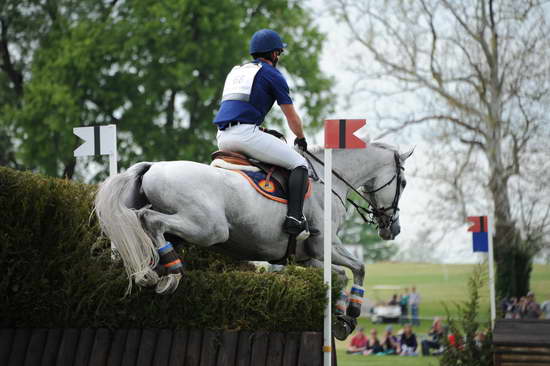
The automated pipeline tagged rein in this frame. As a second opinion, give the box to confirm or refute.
[304,150,402,226]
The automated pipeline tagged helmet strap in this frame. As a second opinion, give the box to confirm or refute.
[271,51,279,68]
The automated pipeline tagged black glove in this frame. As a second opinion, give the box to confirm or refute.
[294,137,308,152]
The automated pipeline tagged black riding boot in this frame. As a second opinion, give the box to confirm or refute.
[283,166,310,239]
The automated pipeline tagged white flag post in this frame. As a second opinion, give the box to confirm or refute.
[323,119,366,366]
[74,124,118,255]
[488,215,496,329]
[73,124,118,177]
[323,147,332,366]
[467,215,497,330]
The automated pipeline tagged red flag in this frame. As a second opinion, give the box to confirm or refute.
[324,119,366,149]
[467,216,488,232]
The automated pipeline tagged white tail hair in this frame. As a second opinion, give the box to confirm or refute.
[94,163,159,294]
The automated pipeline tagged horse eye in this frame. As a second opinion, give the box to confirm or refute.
[401,180,407,188]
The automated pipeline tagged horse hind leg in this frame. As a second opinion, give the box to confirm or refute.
[137,206,230,294]
[137,207,186,294]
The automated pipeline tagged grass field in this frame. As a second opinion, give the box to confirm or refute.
[360,262,550,318]
[335,262,550,366]
[336,351,438,366]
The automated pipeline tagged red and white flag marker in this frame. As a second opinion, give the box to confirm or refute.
[323,119,366,366]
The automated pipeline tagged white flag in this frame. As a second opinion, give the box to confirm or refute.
[73,125,116,157]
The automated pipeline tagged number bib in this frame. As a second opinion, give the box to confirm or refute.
[221,63,262,102]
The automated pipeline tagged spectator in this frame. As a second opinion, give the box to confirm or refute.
[504,297,518,319]
[364,328,385,355]
[517,296,527,318]
[447,332,458,348]
[421,317,445,356]
[399,324,418,356]
[500,297,509,315]
[521,292,542,319]
[399,288,410,324]
[474,331,487,348]
[381,325,400,355]
[409,286,421,326]
[541,299,550,319]
[388,294,398,306]
[346,327,367,354]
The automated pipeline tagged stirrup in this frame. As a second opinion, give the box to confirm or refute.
[283,216,310,241]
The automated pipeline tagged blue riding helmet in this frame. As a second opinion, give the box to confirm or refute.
[249,29,287,54]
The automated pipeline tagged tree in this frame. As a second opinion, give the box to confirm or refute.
[332,0,550,297]
[0,0,333,179]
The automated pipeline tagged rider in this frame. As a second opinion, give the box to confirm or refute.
[213,29,310,239]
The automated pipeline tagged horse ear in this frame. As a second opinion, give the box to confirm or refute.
[400,147,414,162]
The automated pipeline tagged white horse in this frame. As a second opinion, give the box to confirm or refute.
[94,141,412,337]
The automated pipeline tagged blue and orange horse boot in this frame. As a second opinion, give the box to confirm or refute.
[157,242,184,275]
[347,285,365,318]
[153,242,184,294]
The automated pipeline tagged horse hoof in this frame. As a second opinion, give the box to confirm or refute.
[134,269,159,287]
[155,273,181,294]
[347,304,361,318]
[333,315,357,341]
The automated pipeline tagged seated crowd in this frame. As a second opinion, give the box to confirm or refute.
[501,292,548,319]
[347,318,458,357]
[346,323,419,356]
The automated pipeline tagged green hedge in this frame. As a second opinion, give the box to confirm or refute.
[0,167,333,331]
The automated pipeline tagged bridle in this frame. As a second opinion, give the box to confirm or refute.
[304,150,404,231]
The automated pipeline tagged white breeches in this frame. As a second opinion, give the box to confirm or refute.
[216,124,307,170]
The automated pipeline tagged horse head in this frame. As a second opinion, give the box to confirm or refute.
[360,145,414,240]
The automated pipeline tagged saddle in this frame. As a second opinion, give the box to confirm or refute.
[211,150,290,194]
[210,149,315,264]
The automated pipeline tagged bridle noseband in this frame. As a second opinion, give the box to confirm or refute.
[305,150,404,231]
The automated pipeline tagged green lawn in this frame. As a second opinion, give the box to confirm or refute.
[360,262,550,319]
[337,351,438,366]
[335,262,550,366]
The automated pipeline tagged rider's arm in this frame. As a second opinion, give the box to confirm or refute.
[280,104,305,139]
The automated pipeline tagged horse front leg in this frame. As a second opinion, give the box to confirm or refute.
[304,235,363,340]
[330,244,366,319]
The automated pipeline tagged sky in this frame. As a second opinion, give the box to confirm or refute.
[304,0,488,264]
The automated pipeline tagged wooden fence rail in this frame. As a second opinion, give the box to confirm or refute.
[493,319,550,366]
[0,328,336,366]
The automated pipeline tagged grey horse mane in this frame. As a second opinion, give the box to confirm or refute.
[307,140,400,154]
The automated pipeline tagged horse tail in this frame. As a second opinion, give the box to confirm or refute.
[94,162,159,293]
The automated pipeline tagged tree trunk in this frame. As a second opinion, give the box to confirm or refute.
[488,155,529,298]
[62,158,76,180]
[495,243,533,298]
[487,134,532,298]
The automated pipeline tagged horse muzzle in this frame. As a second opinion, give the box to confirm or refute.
[390,218,401,239]
[378,218,400,240]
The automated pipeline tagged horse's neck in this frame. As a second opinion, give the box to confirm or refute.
[316,145,392,192]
